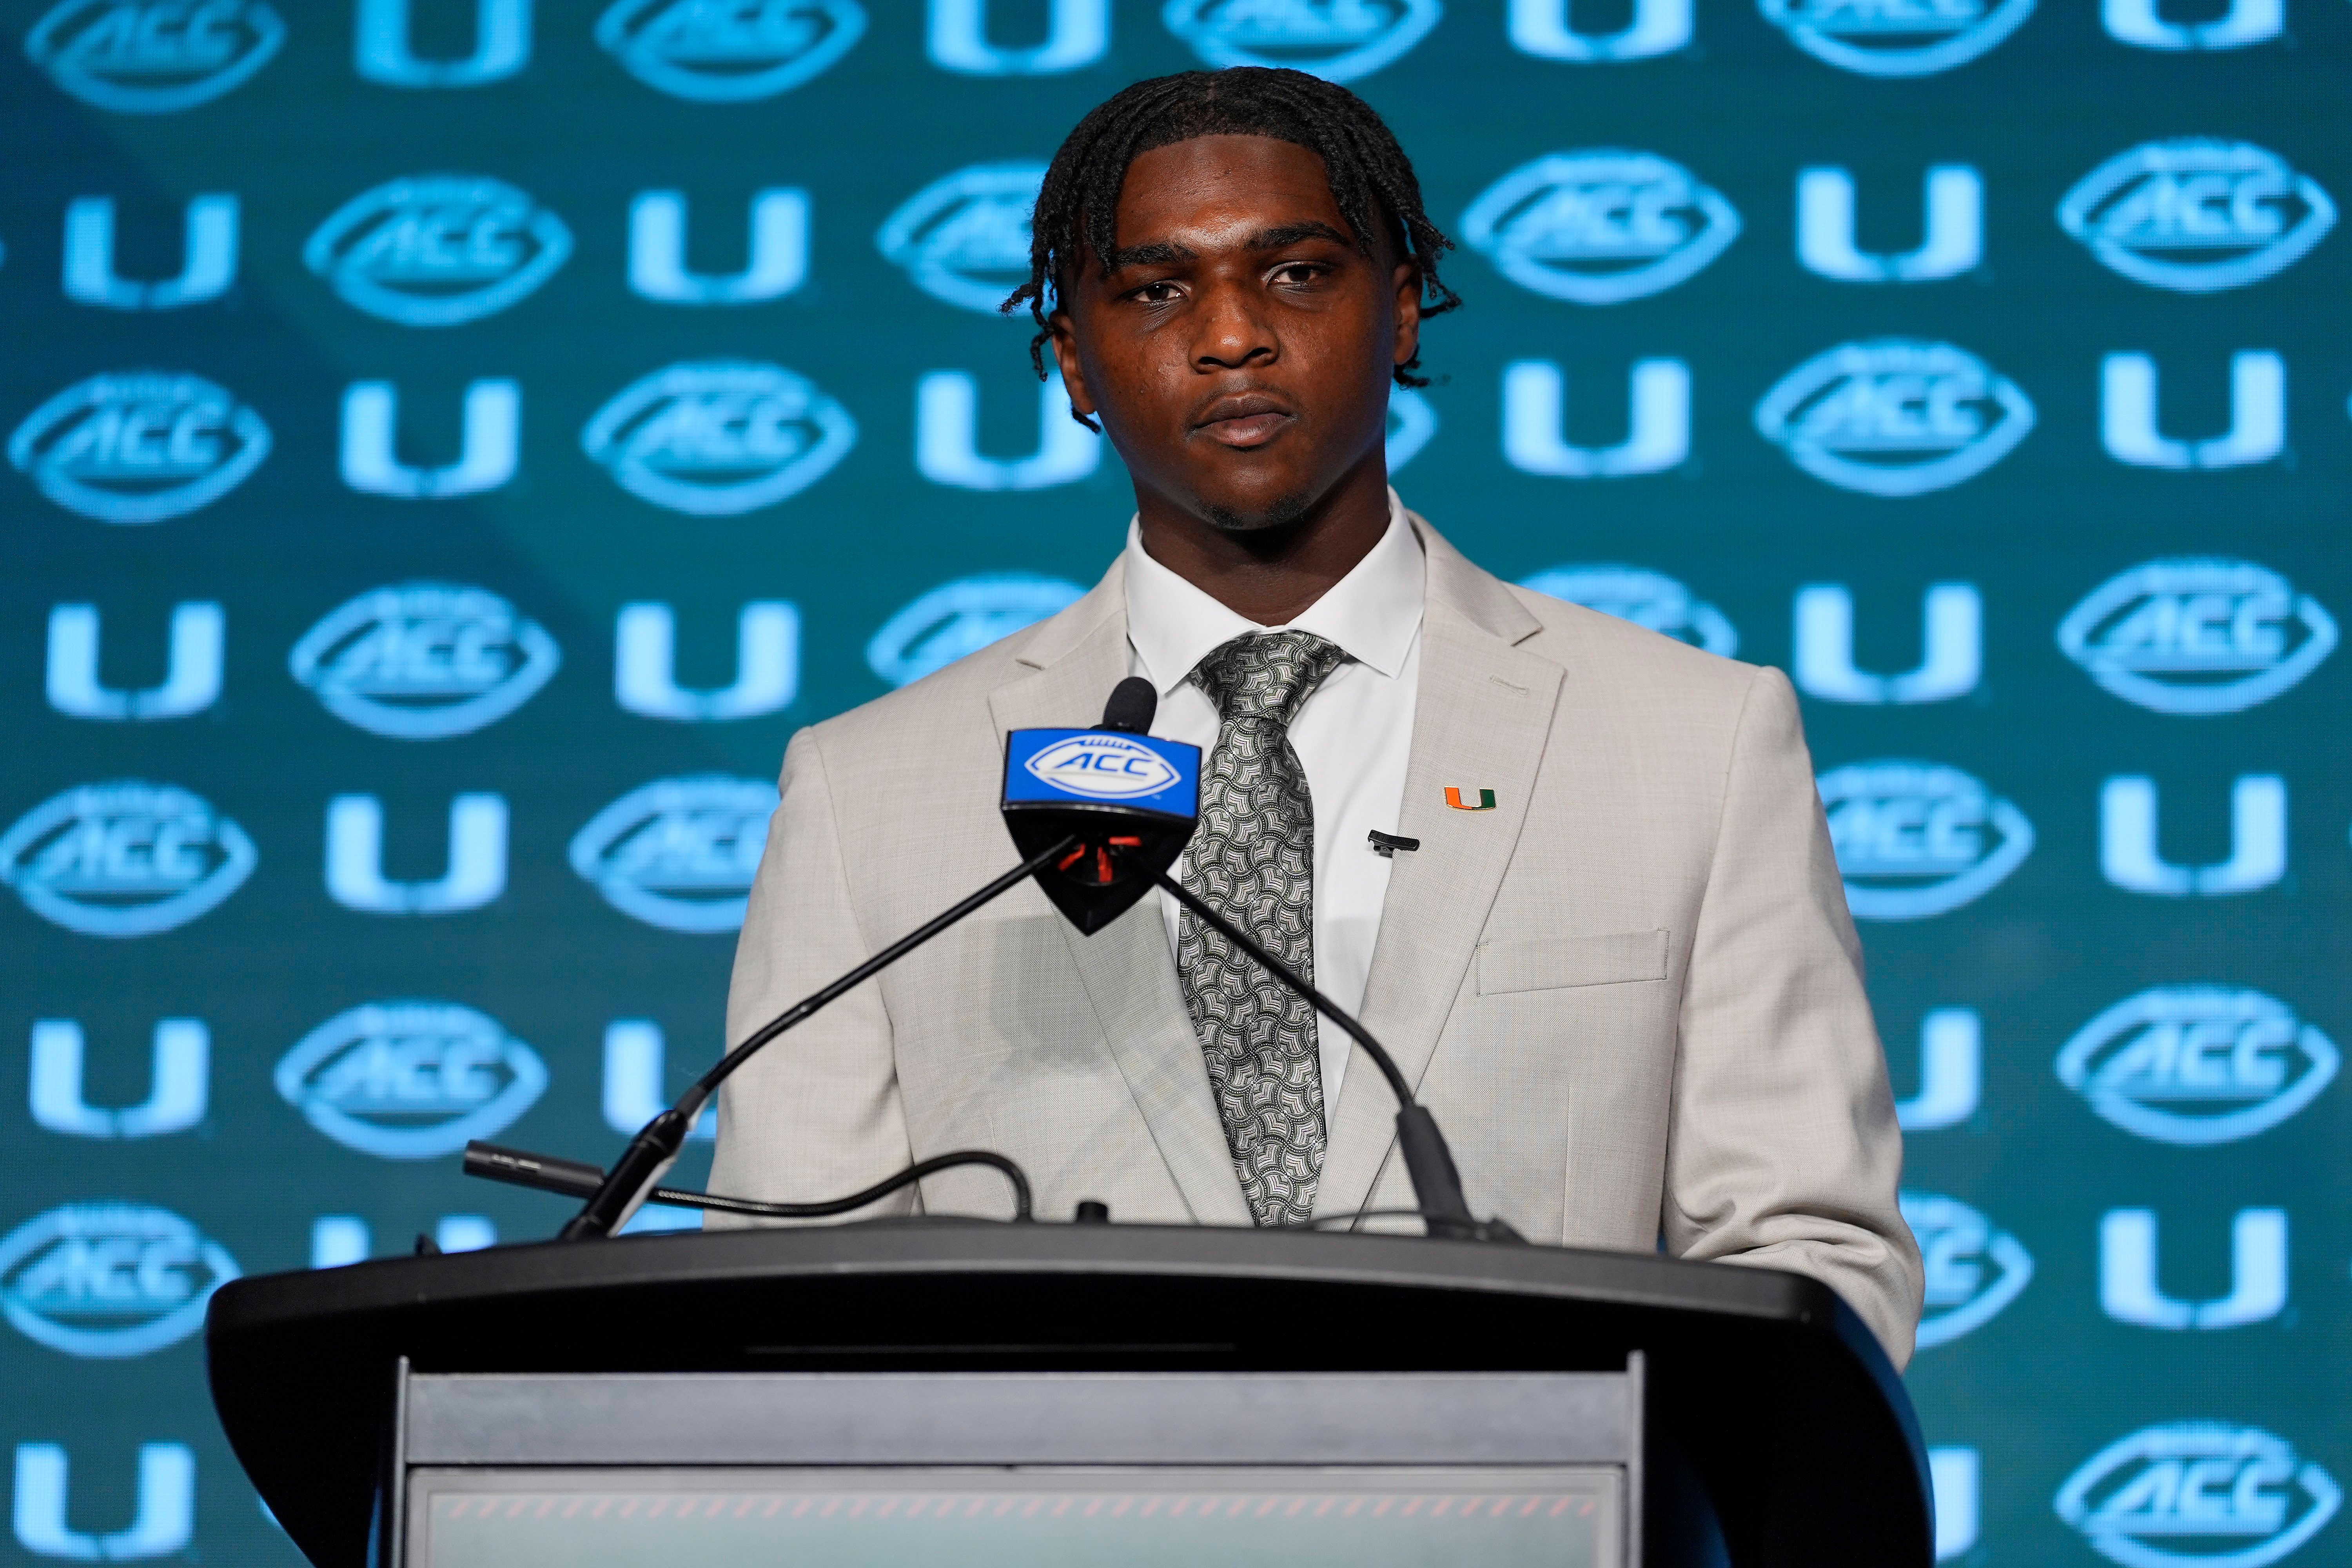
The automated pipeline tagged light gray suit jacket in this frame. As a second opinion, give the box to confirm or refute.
[713,518,1924,1366]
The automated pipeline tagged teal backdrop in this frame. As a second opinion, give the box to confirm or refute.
[0,2,2347,1565]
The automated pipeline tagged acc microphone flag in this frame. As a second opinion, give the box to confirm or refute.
[1002,728,1200,935]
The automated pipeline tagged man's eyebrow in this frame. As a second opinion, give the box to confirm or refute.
[1101,240,1199,271]
[1241,220,1357,251]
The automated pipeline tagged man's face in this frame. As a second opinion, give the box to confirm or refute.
[1049,134,1421,534]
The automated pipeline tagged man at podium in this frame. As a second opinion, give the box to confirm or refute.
[713,69,1923,1368]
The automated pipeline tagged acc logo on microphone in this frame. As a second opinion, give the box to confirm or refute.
[877,164,1047,313]
[1520,566,1738,657]
[276,1002,547,1160]
[570,776,777,933]
[1756,341,2033,497]
[2056,1423,2341,1568]
[2057,987,2339,1146]
[26,0,285,113]
[583,361,857,516]
[1461,151,1739,305]
[2059,140,2336,293]
[2058,559,2336,716]
[9,371,270,524]
[596,0,866,100]
[0,1203,238,1358]
[289,584,561,740]
[1025,734,1183,801]
[0,782,256,938]
[1818,761,2033,920]
[1901,1192,2033,1349]
[305,176,572,327]
[1759,0,2034,76]
[1163,0,1443,82]
[867,574,1084,688]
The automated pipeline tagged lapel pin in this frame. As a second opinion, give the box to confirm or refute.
[1444,787,1497,811]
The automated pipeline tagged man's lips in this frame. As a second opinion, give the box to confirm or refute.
[1192,394,1294,449]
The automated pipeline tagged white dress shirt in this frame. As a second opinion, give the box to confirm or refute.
[1122,490,1425,1106]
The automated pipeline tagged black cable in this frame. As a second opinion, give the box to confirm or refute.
[659,1152,1032,1223]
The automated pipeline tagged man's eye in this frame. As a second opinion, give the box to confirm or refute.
[1133,281,1181,303]
[1272,263,1324,285]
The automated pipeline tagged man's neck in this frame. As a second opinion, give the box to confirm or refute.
[1132,457,1392,627]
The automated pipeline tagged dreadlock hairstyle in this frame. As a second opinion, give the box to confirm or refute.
[1005,67,1462,425]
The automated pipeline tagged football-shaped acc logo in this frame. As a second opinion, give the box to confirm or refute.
[26,0,285,113]
[877,163,1047,313]
[1025,734,1181,801]
[1901,1191,2033,1350]
[10,370,271,524]
[0,781,256,938]
[1462,151,1739,305]
[2058,559,2336,717]
[1757,340,2033,497]
[867,574,1085,688]
[2059,140,2336,294]
[1818,760,2033,920]
[305,175,573,327]
[276,1002,547,1160]
[0,1202,238,1358]
[1759,0,2034,77]
[1162,0,1443,83]
[570,775,778,933]
[2056,1423,2340,1568]
[596,0,866,101]
[2057,987,2339,1147]
[583,361,857,516]
[290,583,561,740]
[1521,566,1738,657]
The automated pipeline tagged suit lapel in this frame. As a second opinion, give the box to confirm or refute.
[1316,530,1564,1219]
[985,566,1252,1226]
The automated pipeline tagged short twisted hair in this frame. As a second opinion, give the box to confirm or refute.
[1005,67,1460,411]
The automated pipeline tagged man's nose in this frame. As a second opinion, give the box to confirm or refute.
[1191,279,1276,370]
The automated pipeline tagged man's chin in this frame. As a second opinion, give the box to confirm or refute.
[1195,487,1317,535]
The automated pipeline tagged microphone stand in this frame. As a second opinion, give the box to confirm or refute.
[548,834,1076,1240]
[1152,872,1504,1242]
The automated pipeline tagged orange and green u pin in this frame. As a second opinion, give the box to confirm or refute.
[1444,787,1497,811]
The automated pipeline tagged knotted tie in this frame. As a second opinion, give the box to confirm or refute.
[1176,630,1348,1227]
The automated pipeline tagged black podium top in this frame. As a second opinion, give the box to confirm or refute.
[206,1221,1928,1568]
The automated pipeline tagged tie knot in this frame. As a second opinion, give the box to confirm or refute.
[1190,630,1347,728]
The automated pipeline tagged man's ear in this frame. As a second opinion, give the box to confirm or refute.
[1047,310,1101,423]
[1391,261,1423,371]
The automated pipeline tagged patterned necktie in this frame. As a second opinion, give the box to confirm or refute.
[1176,630,1349,1227]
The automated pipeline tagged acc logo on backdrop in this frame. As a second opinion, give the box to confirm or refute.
[583,361,856,516]
[0,1203,238,1357]
[9,371,270,524]
[1162,0,1442,82]
[305,175,572,327]
[0,782,255,938]
[597,0,865,100]
[276,1002,547,1160]
[1461,151,1739,305]
[877,163,1047,313]
[2058,559,2336,716]
[570,776,778,933]
[1901,1192,2033,1349]
[867,574,1085,688]
[1758,0,2033,76]
[1756,341,2033,497]
[289,584,561,740]
[2056,1423,2341,1568]
[2059,140,2336,293]
[1818,761,2032,920]
[25,0,285,113]
[2057,987,2339,1146]
[1520,566,1738,657]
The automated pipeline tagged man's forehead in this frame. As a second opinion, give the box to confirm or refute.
[1111,138,1355,255]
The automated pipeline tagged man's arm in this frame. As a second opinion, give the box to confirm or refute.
[1664,664,1925,1366]
[706,726,918,1224]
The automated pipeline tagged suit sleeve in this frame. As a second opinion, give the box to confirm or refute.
[1664,665,1924,1366]
[706,725,918,1225]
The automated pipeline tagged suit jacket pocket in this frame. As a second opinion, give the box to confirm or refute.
[1477,929,1669,995]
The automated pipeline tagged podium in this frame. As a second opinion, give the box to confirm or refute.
[206,1221,1930,1568]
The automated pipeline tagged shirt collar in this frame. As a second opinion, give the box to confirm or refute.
[1122,488,1427,697]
